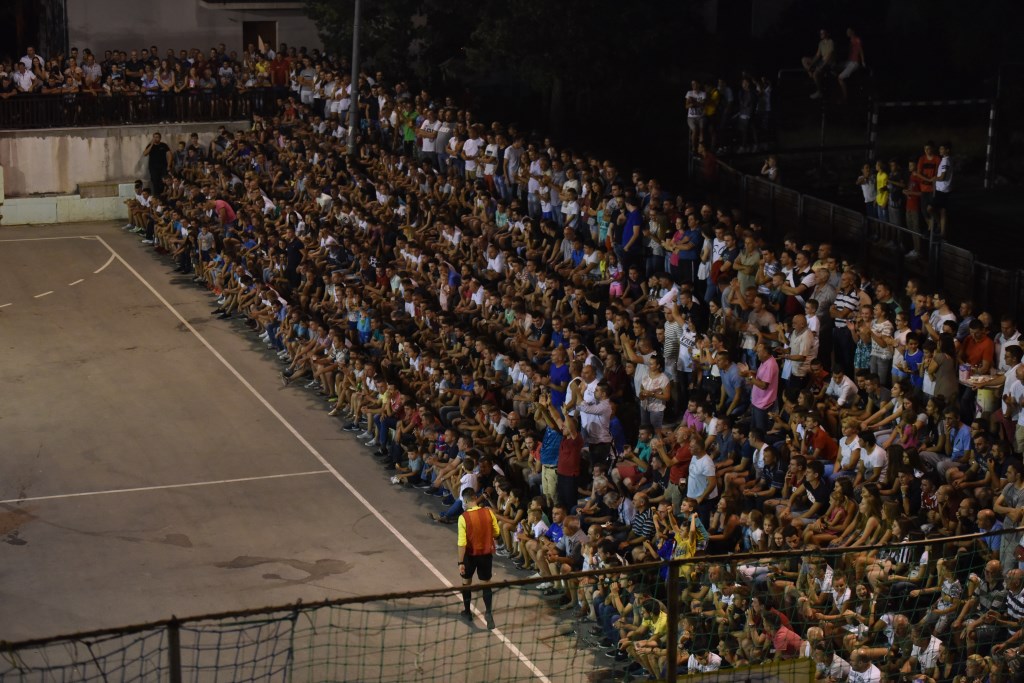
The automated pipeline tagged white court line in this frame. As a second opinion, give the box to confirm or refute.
[0,303,11,308]
[92,237,553,682]
[34,291,54,298]
[0,235,95,242]
[93,254,116,274]
[68,279,85,286]
[0,471,329,505]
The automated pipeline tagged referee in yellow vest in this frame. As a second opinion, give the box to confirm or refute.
[457,486,500,629]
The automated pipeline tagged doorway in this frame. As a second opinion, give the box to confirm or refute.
[242,21,277,55]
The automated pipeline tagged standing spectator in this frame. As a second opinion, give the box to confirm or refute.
[803,29,835,100]
[143,132,172,196]
[836,27,866,102]
[856,164,877,218]
[685,80,706,151]
[541,393,582,513]
[932,142,953,238]
[760,156,780,185]
[996,316,1022,372]
[903,159,924,258]
[686,437,718,525]
[886,158,905,228]
[742,343,779,432]
[735,77,757,152]
[874,160,889,223]
[913,142,941,232]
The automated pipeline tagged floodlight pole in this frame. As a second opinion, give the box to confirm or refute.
[346,0,362,157]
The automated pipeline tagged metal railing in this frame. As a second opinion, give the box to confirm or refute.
[715,161,1023,319]
[0,90,283,129]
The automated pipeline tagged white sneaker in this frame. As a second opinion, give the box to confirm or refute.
[536,582,553,590]
[259,333,270,341]
[906,249,920,259]
[122,224,134,230]
[529,573,542,579]
[357,431,374,440]
[141,239,154,244]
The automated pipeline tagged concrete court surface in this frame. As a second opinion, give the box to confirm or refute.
[0,221,588,683]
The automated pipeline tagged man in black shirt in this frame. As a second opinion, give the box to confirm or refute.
[144,132,172,195]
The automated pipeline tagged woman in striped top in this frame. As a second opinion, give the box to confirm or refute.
[863,517,927,591]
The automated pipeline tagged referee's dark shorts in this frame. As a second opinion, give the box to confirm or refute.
[462,553,493,581]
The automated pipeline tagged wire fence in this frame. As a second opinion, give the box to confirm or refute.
[1,527,1018,682]
[714,162,1024,320]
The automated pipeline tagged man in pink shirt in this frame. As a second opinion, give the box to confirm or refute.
[740,342,779,433]
[837,27,866,102]
[766,611,802,660]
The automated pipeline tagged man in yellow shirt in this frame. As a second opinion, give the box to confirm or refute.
[458,487,500,629]
[875,159,890,223]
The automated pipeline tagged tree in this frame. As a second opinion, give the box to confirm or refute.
[304,0,421,76]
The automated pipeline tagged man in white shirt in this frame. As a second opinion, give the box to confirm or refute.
[996,316,1022,371]
[932,142,953,237]
[686,438,718,523]
[813,643,851,682]
[481,134,499,191]
[20,47,42,70]
[685,80,707,151]
[574,380,613,467]
[483,244,506,279]
[461,124,483,179]
[905,623,943,679]
[826,367,859,408]
[686,648,722,673]
[783,314,818,387]
[848,648,881,683]
[12,62,36,92]
[1007,363,1024,455]
[417,109,440,168]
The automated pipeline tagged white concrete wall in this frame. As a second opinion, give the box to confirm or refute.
[0,183,134,225]
[67,0,322,57]
[0,121,248,197]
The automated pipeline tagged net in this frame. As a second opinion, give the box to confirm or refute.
[1,527,1018,683]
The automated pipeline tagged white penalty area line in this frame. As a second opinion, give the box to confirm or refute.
[92,236,553,683]
[33,291,54,298]
[0,471,329,505]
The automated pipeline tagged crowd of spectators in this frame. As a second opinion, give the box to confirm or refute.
[112,40,1024,683]
[0,42,329,124]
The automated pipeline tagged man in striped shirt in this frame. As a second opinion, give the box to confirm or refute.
[830,271,865,375]
[991,570,1024,658]
[618,493,656,557]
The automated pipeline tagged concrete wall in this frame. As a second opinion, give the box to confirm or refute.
[0,184,134,226]
[67,0,322,57]
[0,121,248,197]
